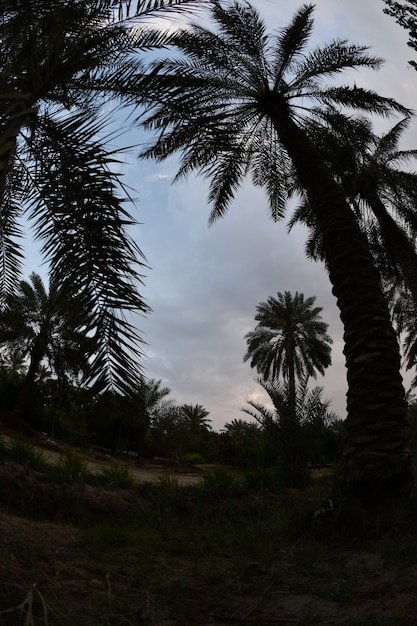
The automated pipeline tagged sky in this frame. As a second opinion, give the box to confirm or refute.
[26,0,417,431]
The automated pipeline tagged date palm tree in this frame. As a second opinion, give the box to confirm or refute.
[0,272,91,423]
[138,1,413,527]
[0,0,203,400]
[244,291,332,390]
[243,375,335,486]
[180,403,212,433]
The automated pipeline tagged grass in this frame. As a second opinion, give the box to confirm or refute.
[4,437,48,471]
[197,465,244,490]
[98,461,136,489]
[52,447,89,482]
[1,446,417,624]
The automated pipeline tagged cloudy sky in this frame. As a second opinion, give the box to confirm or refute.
[25,0,417,431]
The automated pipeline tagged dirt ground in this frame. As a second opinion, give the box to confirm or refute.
[1,443,417,624]
[40,439,203,486]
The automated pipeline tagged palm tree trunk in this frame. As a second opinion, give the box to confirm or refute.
[285,342,300,486]
[13,339,43,423]
[262,94,411,531]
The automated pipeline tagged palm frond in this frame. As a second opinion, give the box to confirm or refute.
[273,3,315,89]
[320,85,412,117]
[289,42,382,92]
[24,110,149,396]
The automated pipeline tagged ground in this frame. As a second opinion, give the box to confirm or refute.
[0,443,417,625]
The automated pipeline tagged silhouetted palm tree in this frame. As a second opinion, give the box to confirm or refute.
[0,272,90,421]
[244,291,332,389]
[180,403,212,433]
[243,375,335,486]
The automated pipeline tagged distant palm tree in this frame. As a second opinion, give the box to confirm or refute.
[180,403,212,434]
[243,375,336,486]
[244,291,332,390]
[138,1,413,524]
[0,0,203,397]
[0,272,90,422]
[222,418,259,438]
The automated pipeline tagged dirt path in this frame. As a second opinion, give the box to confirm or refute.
[39,441,202,486]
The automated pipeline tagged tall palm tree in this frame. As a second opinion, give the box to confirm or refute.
[244,291,332,393]
[289,115,417,304]
[0,272,90,422]
[138,1,413,525]
[0,0,203,399]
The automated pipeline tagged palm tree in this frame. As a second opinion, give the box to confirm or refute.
[0,0,204,399]
[133,376,172,455]
[138,1,413,526]
[222,418,259,438]
[244,291,332,391]
[0,272,91,423]
[180,403,212,433]
[289,115,417,304]
[243,375,335,486]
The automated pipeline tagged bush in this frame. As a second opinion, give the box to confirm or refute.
[53,448,89,483]
[181,452,206,465]
[243,467,284,493]
[99,462,136,489]
[198,466,243,491]
[5,437,48,471]
[155,473,179,489]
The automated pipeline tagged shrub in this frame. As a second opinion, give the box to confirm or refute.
[198,466,243,491]
[154,473,179,490]
[53,448,89,482]
[243,467,284,493]
[5,437,48,471]
[99,462,136,489]
[181,453,206,465]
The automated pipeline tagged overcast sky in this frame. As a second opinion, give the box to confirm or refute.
[24,0,417,431]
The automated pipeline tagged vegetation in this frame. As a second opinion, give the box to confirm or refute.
[244,291,332,384]
[384,0,417,70]
[0,440,416,624]
[0,5,416,609]
[0,0,205,402]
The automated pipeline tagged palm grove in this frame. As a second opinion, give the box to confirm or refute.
[0,0,417,531]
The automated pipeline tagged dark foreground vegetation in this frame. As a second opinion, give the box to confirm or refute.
[1,435,417,625]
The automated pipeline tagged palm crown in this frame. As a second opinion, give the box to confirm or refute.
[244,291,332,385]
[140,1,408,222]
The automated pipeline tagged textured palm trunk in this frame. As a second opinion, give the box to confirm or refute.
[261,94,411,532]
[285,344,301,486]
[363,187,417,306]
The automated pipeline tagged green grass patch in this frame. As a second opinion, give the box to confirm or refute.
[51,447,89,483]
[98,461,136,489]
[5,437,48,471]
